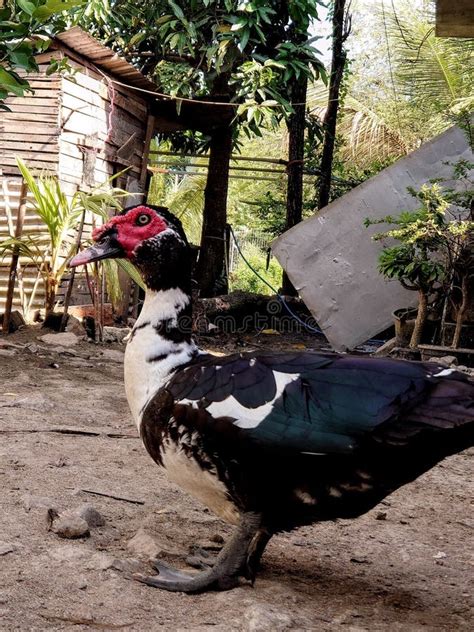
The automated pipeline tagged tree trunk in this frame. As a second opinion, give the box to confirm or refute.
[195,124,233,297]
[318,0,348,210]
[409,289,428,349]
[45,274,57,317]
[452,272,469,349]
[281,73,308,296]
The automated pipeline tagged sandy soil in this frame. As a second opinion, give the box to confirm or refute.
[0,326,473,631]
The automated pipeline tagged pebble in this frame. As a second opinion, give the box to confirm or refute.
[350,554,371,564]
[39,332,79,347]
[210,533,225,544]
[243,604,294,631]
[66,315,86,336]
[428,355,458,367]
[111,557,144,574]
[375,511,387,521]
[102,326,130,343]
[52,515,90,539]
[127,528,163,559]
[76,504,106,528]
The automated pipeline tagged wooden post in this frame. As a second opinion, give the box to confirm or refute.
[140,114,156,189]
[2,180,28,334]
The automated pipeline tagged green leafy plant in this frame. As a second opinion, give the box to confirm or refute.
[230,242,281,296]
[366,177,473,349]
[0,0,84,108]
[0,159,131,317]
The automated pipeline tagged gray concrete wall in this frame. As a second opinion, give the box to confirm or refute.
[272,125,473,351]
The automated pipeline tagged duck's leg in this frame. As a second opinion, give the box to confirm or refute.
[244,528,272,582]
[185,527,272,576]
[132,512,263,593]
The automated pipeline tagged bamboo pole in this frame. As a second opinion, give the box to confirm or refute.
[59,210,86,332]
[148,150,288,166]
[2,180,28,334]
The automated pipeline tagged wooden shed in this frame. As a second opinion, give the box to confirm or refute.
[0,27,159,316]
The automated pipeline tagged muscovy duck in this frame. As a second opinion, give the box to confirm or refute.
[69,204,474,593]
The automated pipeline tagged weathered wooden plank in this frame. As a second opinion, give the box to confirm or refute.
[18,89,60,99]
[62,78,106,108]
[2,140,59,153]
[1,157,59,171]
[2,131,59,142]
[4,97,59,108]
[61,108,109,135]
[3,112,59,124]
[3,104,59,115]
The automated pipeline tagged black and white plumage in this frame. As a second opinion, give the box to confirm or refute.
[69,205,474,593]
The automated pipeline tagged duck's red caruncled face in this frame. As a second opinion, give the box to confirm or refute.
[68,206,169,268]
[93,206,168,259]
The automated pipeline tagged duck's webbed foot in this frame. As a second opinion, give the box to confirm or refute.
[131,512,268,593]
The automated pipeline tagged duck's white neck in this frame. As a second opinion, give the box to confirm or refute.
[124,287,198,428]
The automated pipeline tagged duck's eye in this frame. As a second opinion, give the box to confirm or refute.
[136,214,151,226]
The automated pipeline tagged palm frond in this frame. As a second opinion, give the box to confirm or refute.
[166,175,206,243]
[385,4,474,118]
[307,83,410,166]
[116,258,146,291]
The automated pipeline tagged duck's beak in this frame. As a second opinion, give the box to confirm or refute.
[69,234,123,268]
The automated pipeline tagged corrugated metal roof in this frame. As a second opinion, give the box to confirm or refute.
[55,27,159,96]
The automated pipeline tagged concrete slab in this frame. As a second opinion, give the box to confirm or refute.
[272,125,473,351]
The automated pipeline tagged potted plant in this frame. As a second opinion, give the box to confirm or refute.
[366,175,473,349]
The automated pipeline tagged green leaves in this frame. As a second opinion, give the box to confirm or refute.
[17,0,37,16]
[79,1,326,137]
[368,170,473,295]
[0,0,85,106]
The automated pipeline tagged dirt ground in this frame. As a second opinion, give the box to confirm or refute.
[0,326,473,631]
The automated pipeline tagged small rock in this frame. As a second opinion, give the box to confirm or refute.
[127,528,162,559]
[350,555,371,564]
[399,519,409,525]
[49,362,60,369]
[52,515,90,539]
[433,551,447,559]
[77,578,88,590]
[25,343,39,354]
[76,504,105,528]
[111,557,144,574]
[243,604,294,631]
[210,533,225,545]
[65,315,86,336]
[102,326,130,344]
[374,337,397,356]
[0,310,25,332]
[39,332,79,347]
[100,349,125,363]
[375,511,387,521]
[0,542,15,556]
[428,355,458,367]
